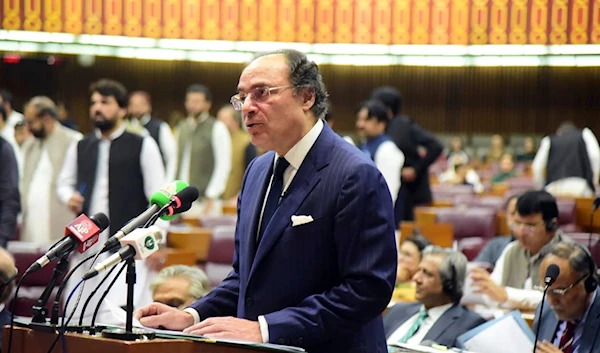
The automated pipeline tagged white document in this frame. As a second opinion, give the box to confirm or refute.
[458,311,534,353]
[101,299,144,328]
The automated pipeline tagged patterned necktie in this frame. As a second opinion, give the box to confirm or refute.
[559,321,576,353]
[258,157,290,243]
[399,310,428,344]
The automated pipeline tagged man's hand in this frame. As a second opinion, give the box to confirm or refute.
[67,192,84,214]
[134,302,194,330]
[535,341,563,353]
[145,248,168,272]
[183,317,262,342]
[402,167,417,182]
[470,267,508,304]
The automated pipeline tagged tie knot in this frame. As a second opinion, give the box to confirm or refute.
[274,157,290,179]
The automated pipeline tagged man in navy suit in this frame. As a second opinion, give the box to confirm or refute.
[533,242,600,353]
[384,246,485,349]
[136,49,398,353]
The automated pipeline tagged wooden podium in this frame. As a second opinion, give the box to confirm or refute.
[4,326,279,353]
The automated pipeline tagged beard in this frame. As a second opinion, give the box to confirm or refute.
[94,113,117,132]
[31,127,46,139]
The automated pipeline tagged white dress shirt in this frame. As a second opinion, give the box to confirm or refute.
[56,124,166,324]
[0,124,22,178]
[487,241,543,309]
[373,140,404,203]
[177,113,232,200]
[532,128,600,197]
[386,303,453,345]
[22,147,53,244]
[184,119,324,343]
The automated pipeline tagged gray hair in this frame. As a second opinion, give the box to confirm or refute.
[253,49,329,120]
[540,241,594,279]
[422,245,467,303]
[26,96,58,120]
[150,265,211,300]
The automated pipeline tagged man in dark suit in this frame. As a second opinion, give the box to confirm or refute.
[384,246,485,349]
[533,242,600,353]
[0,134,19,248]
[371,86,443,225]
[136,49,398,353]
[0,247,17,349]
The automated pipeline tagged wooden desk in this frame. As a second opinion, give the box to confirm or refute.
[222,204,237,215]
[167,227,212,262]
[414,207,438,225]
[163,248,197,268]
[4,326,275,353]
[399,221,454,248]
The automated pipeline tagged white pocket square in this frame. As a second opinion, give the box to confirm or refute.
[291,215,314,227]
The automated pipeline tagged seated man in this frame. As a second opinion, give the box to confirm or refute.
[474,194,519,267]
[384,246,486,348]
[534,242,600,353]
[470,190,569,310]
[150,265,211,310]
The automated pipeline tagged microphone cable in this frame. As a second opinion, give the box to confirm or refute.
[78,263,122,326]
[91,263,127,328]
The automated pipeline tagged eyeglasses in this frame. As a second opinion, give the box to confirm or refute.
[534,275,587,297]
[511,221,545,234]
[230,85,295,111]
[0,268,18,289]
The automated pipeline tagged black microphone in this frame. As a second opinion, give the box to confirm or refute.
[533,264,560,353]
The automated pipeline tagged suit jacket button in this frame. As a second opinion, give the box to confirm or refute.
[297,337,303,345]
[245,297,254,307]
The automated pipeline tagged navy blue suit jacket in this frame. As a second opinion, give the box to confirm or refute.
[383,302,486,348]
[190,123,398,353]
[533,294,600,353]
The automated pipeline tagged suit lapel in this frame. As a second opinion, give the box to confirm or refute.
[540,305,559,343]
[247,124,334,281]
[239,155,273,274]
[423,305,461,344]
[577,293,600,352]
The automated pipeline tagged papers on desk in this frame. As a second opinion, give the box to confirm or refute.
[457,311,534,353]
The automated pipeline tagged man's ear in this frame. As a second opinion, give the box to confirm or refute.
[300,87,316,112]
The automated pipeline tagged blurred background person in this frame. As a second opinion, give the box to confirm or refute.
[56,101,79,131]
[484,134,505,164]
[217,105,256,203]
[0,247,17,348]
[21,96,82,245]
[533,121,600,198]
[516,136,537,162]
[128,91,177,181]
[491,153,518,184]
[0,133,19,247]
[395,234,431,302]
[438,154,484,193]
[13,120,30,148]
[150,265,211,310]
[446,136,469,164]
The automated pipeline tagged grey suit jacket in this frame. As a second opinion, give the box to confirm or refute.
[384,302,486,348]
[533,292,600,353]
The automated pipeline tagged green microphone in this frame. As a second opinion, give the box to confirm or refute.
[102,180,189,250]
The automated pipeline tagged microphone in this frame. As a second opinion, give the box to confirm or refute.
[101,180,188,250]
[533,264,560,353]
[27,213,110,273]
[156,186,199,220]
[83,226,163,280]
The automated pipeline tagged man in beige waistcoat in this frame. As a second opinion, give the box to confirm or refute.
[21,96,82,244]
[217,105,257,203]
[470,190,569,310]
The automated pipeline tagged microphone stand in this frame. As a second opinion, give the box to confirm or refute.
[533,285,549,353]
[30,254,70,325]
[100,258,155,341]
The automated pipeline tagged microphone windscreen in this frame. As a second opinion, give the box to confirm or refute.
[90,212,110,232]
[544,264,560,285]
[150,180,189,207]
[177,186,200,205]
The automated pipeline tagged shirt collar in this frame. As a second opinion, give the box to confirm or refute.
[140,114,151,125]
[94,123,126,141]
[275,119,324,170]
[421,303,453,321]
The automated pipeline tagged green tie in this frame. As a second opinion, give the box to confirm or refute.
[399,310,428,344]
